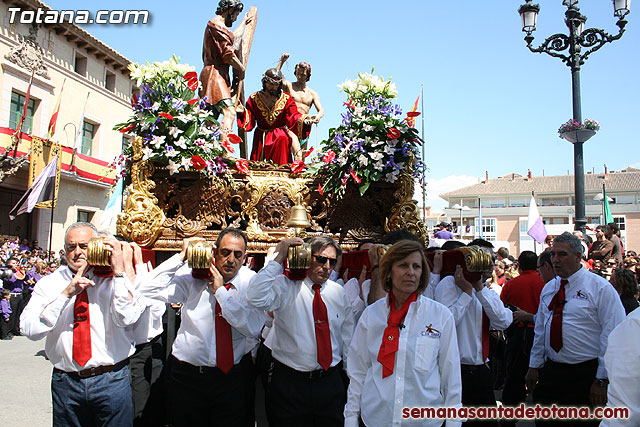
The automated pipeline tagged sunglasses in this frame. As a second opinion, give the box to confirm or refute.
[313,255,338,267]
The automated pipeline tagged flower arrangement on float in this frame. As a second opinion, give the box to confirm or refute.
[307,71,424,198]
[112,55,243,185]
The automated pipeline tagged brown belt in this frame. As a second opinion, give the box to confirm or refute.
[55,359,129,378]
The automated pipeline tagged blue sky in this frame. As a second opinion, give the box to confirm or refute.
[45,1,640,210]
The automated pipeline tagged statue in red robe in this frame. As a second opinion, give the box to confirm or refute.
[237,68,308,165]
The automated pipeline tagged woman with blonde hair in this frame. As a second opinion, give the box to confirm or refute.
[345,240,462,426]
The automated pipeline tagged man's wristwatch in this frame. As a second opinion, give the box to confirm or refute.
[113,271,125,278]
[594,378,609,387]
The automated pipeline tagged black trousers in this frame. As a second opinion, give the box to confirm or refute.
[461,364,498,426]
[265,359,346,427]
[0,317,10,339]
[533,359,599,427]
[129,335,165,427]
[501,326,535,427]
[169,353,253,427]
[8,293,24,335]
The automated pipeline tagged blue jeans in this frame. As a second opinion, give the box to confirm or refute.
[51,364,133,427]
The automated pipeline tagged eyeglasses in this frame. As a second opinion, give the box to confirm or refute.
[313,255,338,267]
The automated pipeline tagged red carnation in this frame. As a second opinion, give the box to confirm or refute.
[187,98,199,105]
[318,183,324,196]
[190,155,206,170]
[158,112,174,120]
[290,160,305,174]
[184,72,199,91]
[119,124,135,133]
[235,158,249,174]
[302,147,314,159]
[350,170,361,184]
[221,139,235,154]
[406,111,421,118]
[322,150,336,163]
[386,128,401,139]
[227,133,242,144]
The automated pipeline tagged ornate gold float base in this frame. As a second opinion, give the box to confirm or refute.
[118,137,428,252]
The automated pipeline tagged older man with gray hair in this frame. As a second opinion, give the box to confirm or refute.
[525,232,625,426]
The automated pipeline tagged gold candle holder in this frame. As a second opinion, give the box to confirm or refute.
[459,246,493,272]
[87,238,111,266]
[187,241,214,270]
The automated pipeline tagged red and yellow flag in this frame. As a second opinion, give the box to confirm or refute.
[406,95,420,128]
[47,79,65,140]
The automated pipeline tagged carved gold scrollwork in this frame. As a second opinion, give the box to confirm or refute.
[385,165,429,245]
[117,137,166,247]
[243,171,310,241]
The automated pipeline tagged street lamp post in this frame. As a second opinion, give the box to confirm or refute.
[517,0,630,234]
[452,202,471,238]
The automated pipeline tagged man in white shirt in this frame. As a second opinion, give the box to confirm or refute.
[601,307,640,426]
[247,235,355,426]
[434,239,512,427]
[139,228,264,427]
[20,222,144,426]
[526,232,625,426]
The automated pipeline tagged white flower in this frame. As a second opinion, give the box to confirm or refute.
[358,154,369,167]
[371,140,385,148]
[337,155,348,166]
[169,127,183,138]
[175,136,188,149]
[386,170,399,183]
[151,102,160,111]
[369,152,384,161]
[175,114,190,123]
[201,143,213,153]
[166,147,178,158]
[363,124,374,132]
[180,157,191,171]
[142,147,154,160]
[151,135,166,149]
[384,145,395,155]
[388,138,399,146]
[167,159,180,175]
[374,160,385,171]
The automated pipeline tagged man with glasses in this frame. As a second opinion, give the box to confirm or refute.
[247,235,355,426]
[526,233,625,426]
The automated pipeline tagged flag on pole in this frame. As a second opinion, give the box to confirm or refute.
[9,154,58,220]
[75,92,90,151]
[406,95,420,128]
[16,71,35,136]
[46,79,65,140]
[527,195,548,244]
[100,179,123,229]
[603,185,614,225]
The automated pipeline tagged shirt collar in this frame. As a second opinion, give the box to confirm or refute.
[559,265,585,287]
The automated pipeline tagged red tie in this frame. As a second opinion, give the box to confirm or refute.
[73,289,92,367]
[312,283,332,371]
[549,279,568,353]
[215,284,234,374]
[482,311,490,362]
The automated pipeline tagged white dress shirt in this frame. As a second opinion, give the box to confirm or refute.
[345,295,462,427]
[602,307,640,426]
[529,267,625,379]
[130,263,166,345]
[246,260,355,371]
[20,266,144,371]
[434,275,512,365]
[139,254,265,367]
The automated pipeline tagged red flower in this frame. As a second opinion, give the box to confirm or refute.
[344,99,355,110]
[290,160,305,174]
[406,111,421,118]
[227,133,242,144]
[119,124,134,133]
[158,112,174,120]
[183,72,199,91]
[190,155,206,170]
[235,158,249,174]
[350,170,361,184]
[187,98,199,105]
[318,183,323,196]
[131,93,138,108]
[221,139,235,154]
[386,128,401,139]
[322,150,335,163]
[303,147,314,158]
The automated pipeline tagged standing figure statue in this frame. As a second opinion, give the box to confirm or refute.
[276,53,324,150]
[238,68,312,165]
[199,0,250,135]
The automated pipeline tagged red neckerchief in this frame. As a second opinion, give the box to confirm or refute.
[377,291,418,378]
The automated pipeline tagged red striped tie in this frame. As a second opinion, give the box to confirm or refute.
[215,284,234,374]
[312,284,332,370]
[72,289,92,367]
[549,279,568,352]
